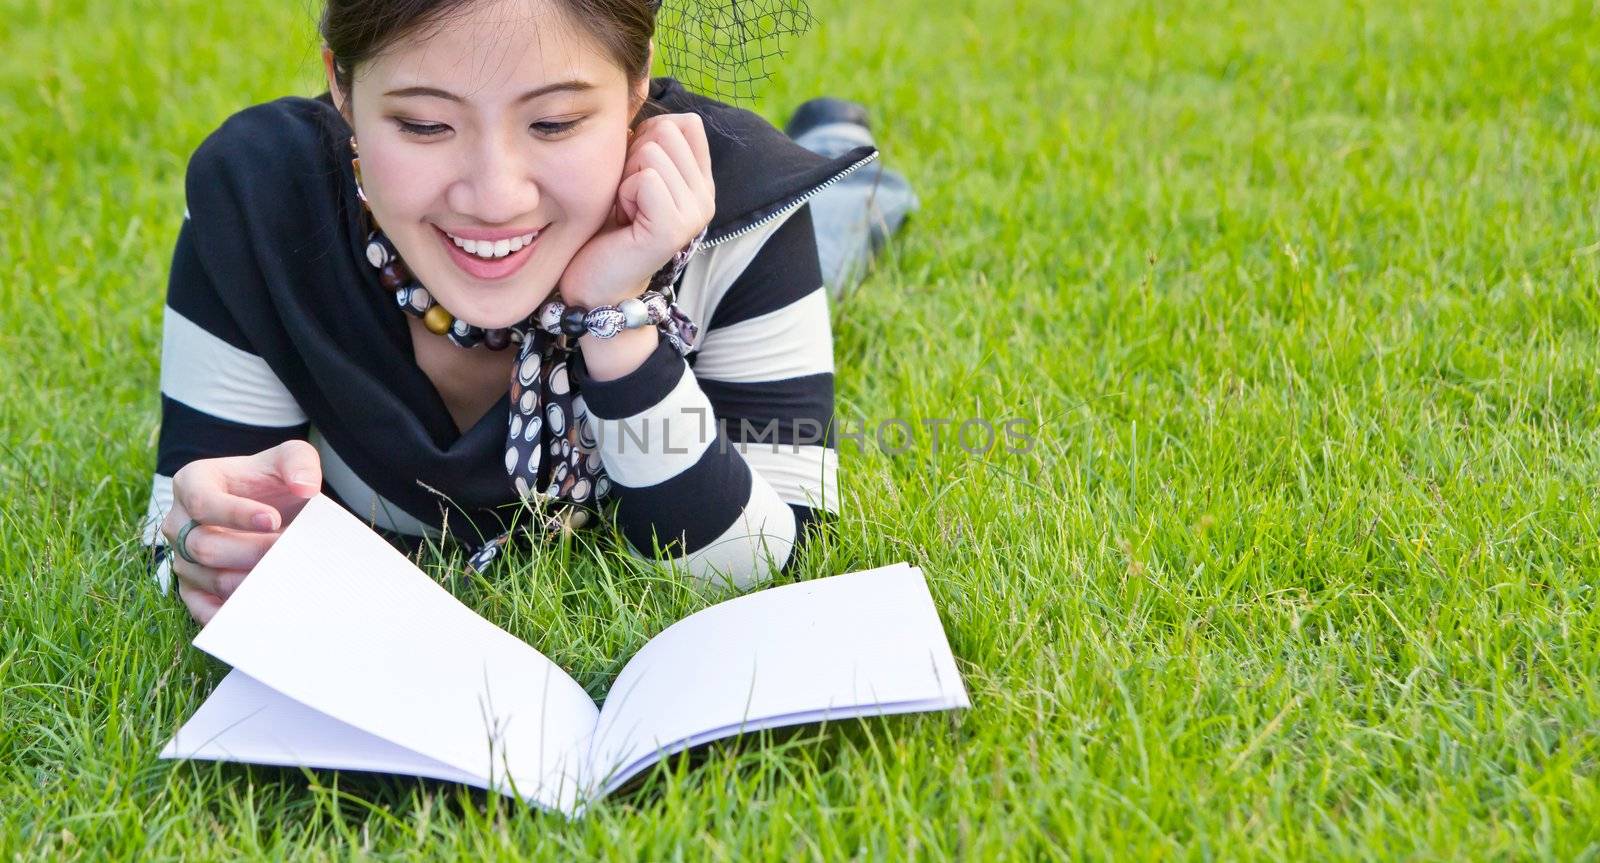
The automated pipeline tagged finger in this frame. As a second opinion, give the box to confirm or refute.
[633,168,678,232]
[171,522,279,571]
[622,116,658,173]
[174,554,252,599]
[622,129,657,183]
[616,162,648,225]
[651,121,703,188]
[178,581,225,625]
[266,438,322,494]
[624,117,688,178]
[660,115,715,216]
[236,440,322,504]
[642,114,710,181]
[614,190,635,227]
[638,143,696,215]
[617,166,668,235]
[616,167,648,228]
[672,113,712,182]
[160,500,191,546]
[173,460,283,532]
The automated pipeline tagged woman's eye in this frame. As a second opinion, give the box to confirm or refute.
[531,120,579,137]
[396,120,449,138]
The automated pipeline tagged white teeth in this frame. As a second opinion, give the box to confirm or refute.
[446,230,540,260]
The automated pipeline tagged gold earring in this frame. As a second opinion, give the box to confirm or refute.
[348,136,368,206]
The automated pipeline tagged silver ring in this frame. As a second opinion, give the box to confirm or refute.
[174,518,203,565]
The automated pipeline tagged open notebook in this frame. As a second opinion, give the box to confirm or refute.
[161,494,969,817]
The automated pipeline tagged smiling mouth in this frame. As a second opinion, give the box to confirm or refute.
[433,225,547,281]
[443,228,541,259]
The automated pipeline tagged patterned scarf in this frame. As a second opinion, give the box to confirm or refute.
[363,228,703,574]
[363,225,700,569]
[479,251,702,572]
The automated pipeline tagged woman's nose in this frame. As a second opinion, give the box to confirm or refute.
[448,133,540,224]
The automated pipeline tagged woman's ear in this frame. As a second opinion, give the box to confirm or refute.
[322,47,350,121]
[630,40,655,113]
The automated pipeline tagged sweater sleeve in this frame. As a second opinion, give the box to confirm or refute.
[570,204,837,590]
[140,214,310,592]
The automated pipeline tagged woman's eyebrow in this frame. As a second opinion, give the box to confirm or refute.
[382,81,595,103]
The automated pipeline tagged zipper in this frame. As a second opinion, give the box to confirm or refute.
[699,149,881,250]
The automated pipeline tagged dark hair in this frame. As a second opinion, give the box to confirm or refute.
[321,0,658,99]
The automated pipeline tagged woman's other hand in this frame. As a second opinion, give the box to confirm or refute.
[159,439,323,624]
[557,112,716,308]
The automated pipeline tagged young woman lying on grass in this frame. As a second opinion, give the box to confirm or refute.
[139,0,917,624]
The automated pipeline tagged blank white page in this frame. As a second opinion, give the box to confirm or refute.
[583,563,968,795]
[189,494,599,814]
[162,668,485,788]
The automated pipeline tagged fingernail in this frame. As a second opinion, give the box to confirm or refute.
[291,472,315,487]
[252,512,276,531]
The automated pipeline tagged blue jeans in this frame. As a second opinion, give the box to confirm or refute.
[792,122,919,299]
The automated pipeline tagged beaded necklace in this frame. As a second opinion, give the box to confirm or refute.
[364,231,530,350]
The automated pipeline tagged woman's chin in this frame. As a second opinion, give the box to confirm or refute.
[404,253,564,330]
[437,290,550,331]
[453,307,534,331]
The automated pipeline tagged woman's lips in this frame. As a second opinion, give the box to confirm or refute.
[434,226,543,281]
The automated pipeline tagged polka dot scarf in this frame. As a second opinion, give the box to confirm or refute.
[470,331,605,572]
[472,252,701,574]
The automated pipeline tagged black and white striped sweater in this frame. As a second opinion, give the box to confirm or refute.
[140,79,877,591]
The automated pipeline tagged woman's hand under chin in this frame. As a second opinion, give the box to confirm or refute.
[556,112,716,308]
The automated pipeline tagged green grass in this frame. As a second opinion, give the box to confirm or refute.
[4,0,1600,857]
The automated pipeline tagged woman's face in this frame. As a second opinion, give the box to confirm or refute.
[330,0,645,329]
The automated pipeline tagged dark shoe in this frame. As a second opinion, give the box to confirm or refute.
[785,97,871,139]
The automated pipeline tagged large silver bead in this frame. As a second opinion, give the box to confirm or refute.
[618,297,651,328]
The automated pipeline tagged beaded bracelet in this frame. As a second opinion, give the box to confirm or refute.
[531,225,706,353]
[535,290,700,356]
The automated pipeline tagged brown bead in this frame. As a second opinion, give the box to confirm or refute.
[484,328,511,351]
[379,263,407,290]
[423,305,453,334]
